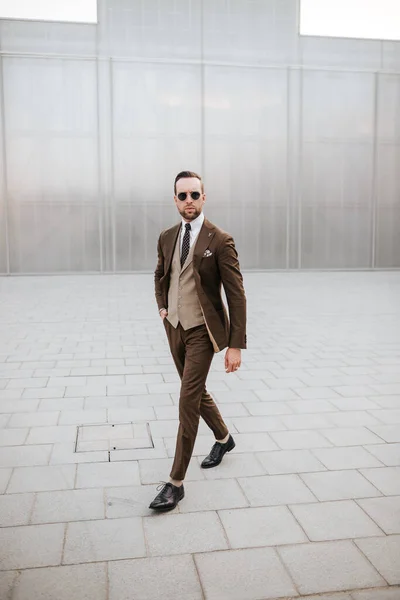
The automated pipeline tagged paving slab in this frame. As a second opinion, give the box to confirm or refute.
[0,523,65,570]
[7,464,76,494]
[0,492,35,526]
[63,517,146,564]
[357,496,400,534]
[75,461,140,488]
[278,540,386,595]
[0,572,17,600]
[194,547,298,600]
[219,505,307,547]
[238,473,317,506]
[144,511,228,556]
[300,470,383,501]
[289,499,384,541]
[12,563,107,600]
[31,488,105,524]
[108,556,203,600]
[351,587,400,599]
[355,536,400,585]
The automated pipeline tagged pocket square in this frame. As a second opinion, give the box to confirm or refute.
[203,249,213,257]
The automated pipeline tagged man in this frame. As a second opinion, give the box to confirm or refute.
[149,170,246,511]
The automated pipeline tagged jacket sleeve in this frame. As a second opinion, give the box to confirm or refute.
[217,234,247,349]
[154,234,165,311]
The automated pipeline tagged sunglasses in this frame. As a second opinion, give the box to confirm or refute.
[177,191,202,201]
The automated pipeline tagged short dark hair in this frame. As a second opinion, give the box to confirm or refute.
[174,171,204,194]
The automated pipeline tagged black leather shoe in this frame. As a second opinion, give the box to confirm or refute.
[149,482,184,512]
[201,434,235,469]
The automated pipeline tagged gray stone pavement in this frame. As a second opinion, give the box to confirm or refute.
[0,271,400,600]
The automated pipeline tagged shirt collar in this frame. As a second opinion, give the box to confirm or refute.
[181,211,204,234]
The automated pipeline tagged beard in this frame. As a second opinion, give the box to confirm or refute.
[179,206,201,221]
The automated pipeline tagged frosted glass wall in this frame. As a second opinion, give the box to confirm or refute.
[0,0,399,273]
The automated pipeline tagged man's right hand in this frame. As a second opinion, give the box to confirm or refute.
[159,309,168,320]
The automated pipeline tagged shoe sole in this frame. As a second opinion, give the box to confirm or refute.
[201,439,235,469]
[149,490,185,511]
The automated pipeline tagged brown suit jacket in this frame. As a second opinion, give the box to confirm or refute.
[155,218,247,352]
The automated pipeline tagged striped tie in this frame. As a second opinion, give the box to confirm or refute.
[181,223,191,267]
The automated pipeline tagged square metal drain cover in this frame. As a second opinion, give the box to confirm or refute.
[75,422,154,452]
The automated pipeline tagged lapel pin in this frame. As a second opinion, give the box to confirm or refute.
[208,233,212,237]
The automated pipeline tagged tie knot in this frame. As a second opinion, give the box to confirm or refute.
[185,223,191,231]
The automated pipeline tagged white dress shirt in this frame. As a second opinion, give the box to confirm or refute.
[180,211,204,251]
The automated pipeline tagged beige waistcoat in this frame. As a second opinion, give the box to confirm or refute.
[166,233,204,330]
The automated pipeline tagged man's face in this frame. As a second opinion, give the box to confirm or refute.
[174,177,206,222]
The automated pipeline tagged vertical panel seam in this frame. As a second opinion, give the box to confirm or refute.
[371,71,379,269]
[297,66,303,269]
[286,66,291,269]
[0,55,10,274]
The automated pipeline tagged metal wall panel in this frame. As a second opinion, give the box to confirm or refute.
[375,74,400,268]
[287,68,302,269]
[101,0,201,60]
[112,62,202,270]
[3,57,100,272]
[204,66,288,268]
[0,57,8,273]
[382,42,400,71]
[300,36,382,70]
[0,20,97,56]
[300,70,375,268]
[203,0,299,65]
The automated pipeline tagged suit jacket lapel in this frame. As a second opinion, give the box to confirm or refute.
[193,219,216,269]
[164,223,181,276]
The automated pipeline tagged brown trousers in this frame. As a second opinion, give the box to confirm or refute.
[164,319,229,481]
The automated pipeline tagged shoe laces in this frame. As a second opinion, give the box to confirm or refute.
[156,481,172,493]
[209,442,222,461]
